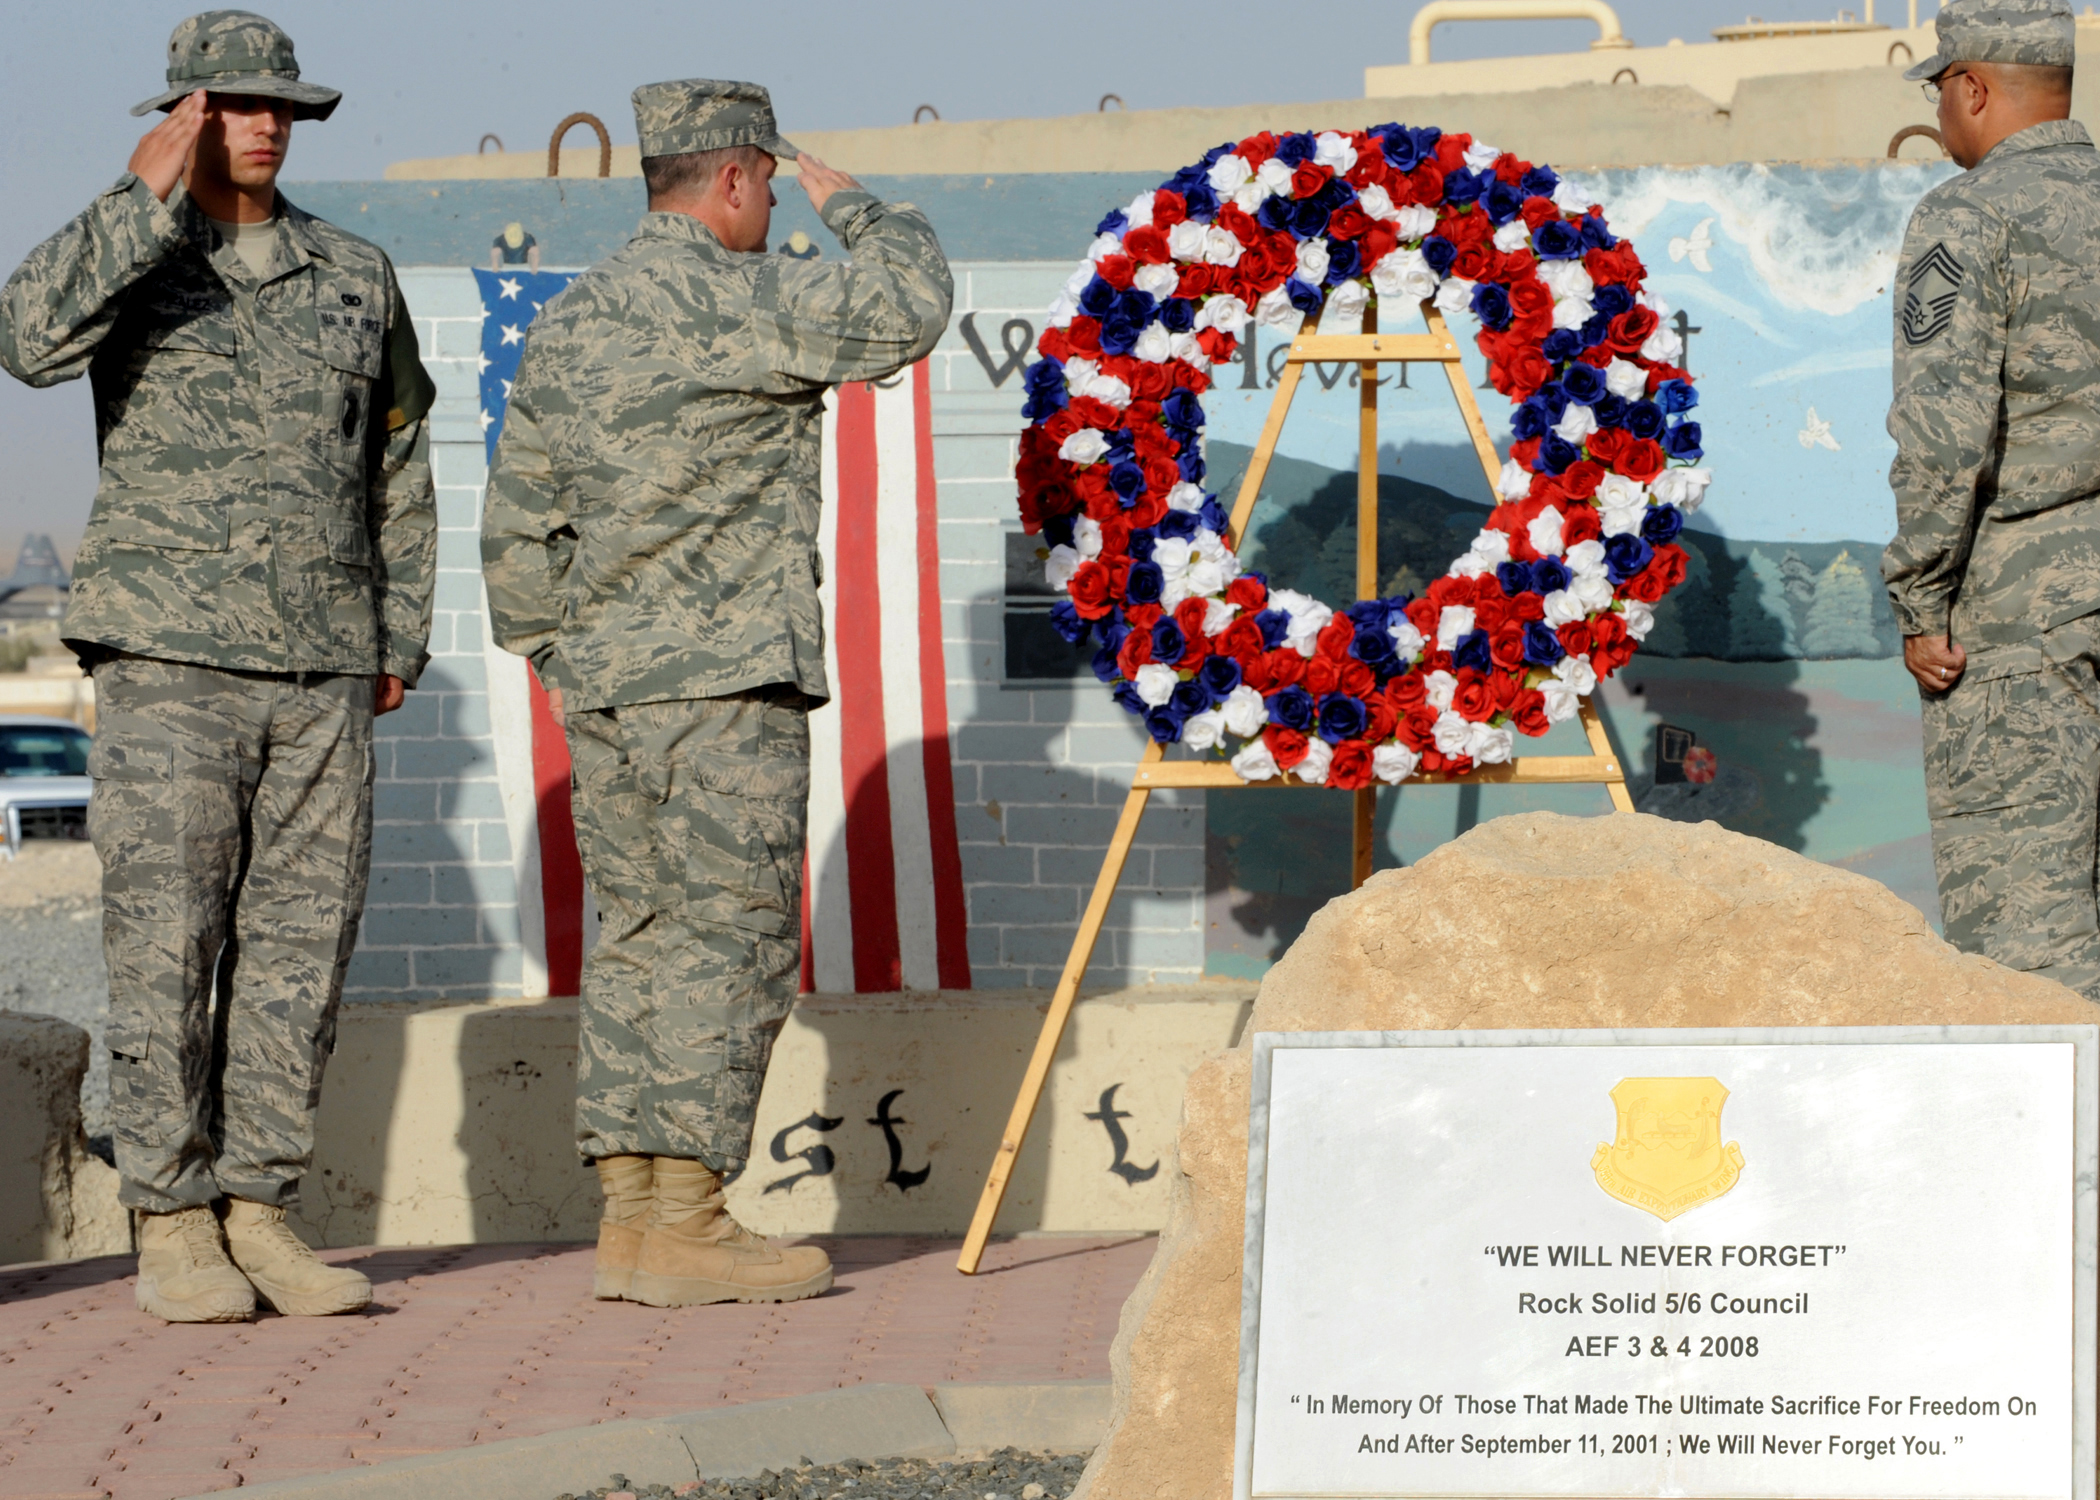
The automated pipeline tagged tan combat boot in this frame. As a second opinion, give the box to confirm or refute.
[221,1199,372,1316]
[626,1157,832,1307]
[135,1204,256,1323]
[593,1153,654,1300]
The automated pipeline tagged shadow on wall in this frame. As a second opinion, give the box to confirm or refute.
[1198,437,1830,973]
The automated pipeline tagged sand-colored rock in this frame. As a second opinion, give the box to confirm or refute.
[0,1011,128,1264]
[1075,811,2100,1500]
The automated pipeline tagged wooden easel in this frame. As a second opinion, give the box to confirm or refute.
[955,300,1637,1274]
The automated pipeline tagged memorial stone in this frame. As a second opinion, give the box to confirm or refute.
[1073,811,2100,1500]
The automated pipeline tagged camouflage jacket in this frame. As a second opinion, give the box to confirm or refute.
[482,189,952,710]
[1883,120,2100,650]
[0,173,437,683]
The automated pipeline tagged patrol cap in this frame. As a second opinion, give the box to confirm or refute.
[1904,0,2077,81]
[132,10,340,119]
[632,79,799,161]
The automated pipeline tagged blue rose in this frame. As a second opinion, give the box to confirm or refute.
[1530,557,1572,594]
[1375,124,1422,171]
[1411,125,1443,160]
[1603,532,1654,584]
[1521,165,1560,198]
[1116,289,1157,325]
[1162,388,1205,431]
[1050,599,1089,646]
[1126,562,1165,604]
[1257,196,1296,236]
[1443,168,1486,207]
[1560,362,1605,404]
[1537,435,1581,474]
[1177,447,1207,484]
[1199,654,1243,702]
[1078,277,1116,319]
[1126,529,1156,561]
[1641,504,1684,545]
[1199,497,1230,534]
[1183,182,1220,220]
[1100,312,1142,357]
[1112,684,1145,718]
[1485,179,1525,226]
[1542,328,1581,364]
[1533,219,1584,260]
[1159,617,1192,668]
[1268,684,1317,732]
[1158,509,1199,542]
[1159,297,1197,335]
[1096,208,1129,237]
[1111,462,1147,505]
[1043,512,1075,549]
[1663,421,1704,460]
[1420,236,1458,277]
[1579,311,1612,349]
[1591,393,1628,430]
[1170,678,1210,719]
[1522,620,1566,666]
[1286,277,1325,317]
[1352,623,1399,674]
[1289,197,1332,240]
[1020,387,1063,422]
[1496,561,1531,596]
[1318,692,1369,744]
[1624,400,1665,440]
[1452,629,1494,673]
[1580,214,1616,250]
[1592,284,1633,320]
[1275,131,1317,166]
[1093,641,1125,684]
[1511,401,1553,443]
[1254,607,1291,650]
[1325,239,1362,285]
[1533,382,1571,421]
[1472,282,1513,330]
[1145,705,1187,744]
[1657,378,1698,414]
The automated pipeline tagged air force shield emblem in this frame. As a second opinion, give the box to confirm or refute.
[1590,1077,1744,1221]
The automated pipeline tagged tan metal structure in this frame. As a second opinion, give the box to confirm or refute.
[956,301,1635,1273]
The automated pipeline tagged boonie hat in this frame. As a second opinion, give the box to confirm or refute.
[1905,0,2077,81]
[632,79,799,161]
[132,10,341,120]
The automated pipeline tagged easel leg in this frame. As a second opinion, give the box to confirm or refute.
[1580,700,1638,813]
[957,776,1154,1273]
[1352,787,1375,889]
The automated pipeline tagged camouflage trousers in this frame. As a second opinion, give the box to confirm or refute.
[564,689,809,1170]
[89,656,374,1214]
[1921,620,2100,1001]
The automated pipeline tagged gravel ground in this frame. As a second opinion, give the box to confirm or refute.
[553,1450,1091,1500]
[0,840,108,1138]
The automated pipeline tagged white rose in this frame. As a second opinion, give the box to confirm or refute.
[1537,259,1594,303]
[1123,190,1155,230]
[1203,597,1240,636]
[1393,203,1438,241]
[1079,372,1131,407]
[1496,458,1534,502]
[1552,403,1598,446]
[1552,294,1596,331]
[1433,277,1475,318]
[1372,743,1421,785]
[1221,684,1267,738]
[1551,179,1590,214]
[1074,516,1103,558]
[1464,139,1502,171]
[1294,737,1334,785]
[1466,721,1515,764]
[1369,248,1439,301]
[1255,285,1301,330]
[1650,467,1712,511]
[1231,181,1266,216]
[1201,292,1251,333]
[1133,262,1179,299]
[1062,355,1098,387]
[1044,544,1081,591]
[1168,331,1209,369]
[1572,571,1616,611]
[1424,670,1458,711]
[1133,663,1180,707]
[1182,557,1228,598]
[1604,357,1648,401]
[1619,600,1656,640]
[1166,219,1209,262]
[1325,281,1369,327]
[1180,709,1226,752]
[1598,496,1645,539]
[1314,130,1358,173]
[1554,653,1598,694]
[1256,157,1296,197]
[1357,183,1399,221]
[1204,225,1245,268]
[1566,538,1608,575]
[1638,290,1669,316]
[1528,505,1566,558]
[1432,710,1473,756]
[1046,293,1078,329]
[1542,589,1586,626]
[1387,617,1425,661]
[1272,588,1333,655]
[1642,324,1686,363]
[1540,679,1581,722]
[1207,153,1253,194]
[1231,738,1280,782]
[1295,238,1331,285]
[1132,323,1172,364]
[1469,528,1512,566]
[1493,219,1532,253]
[1167,481,1207,513]
[1058,429,1108,465]
[1436,605,1476,651]
[1449,551,1493,580]
[1151,537,1193,582]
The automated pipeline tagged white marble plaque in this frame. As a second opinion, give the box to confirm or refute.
[1235,1028,2097,1500]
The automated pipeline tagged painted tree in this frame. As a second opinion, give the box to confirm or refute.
[1727,550,1800,660]
[1801,549,1881,658]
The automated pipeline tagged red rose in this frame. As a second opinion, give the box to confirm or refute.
[1261,234,1299,282]
[1400,704,1438,751]
[1495,346,1555,400]
[1068,561,1113,620]
[1195,327,1236,365]
[1126,491,1168,530]
[1217,202,1262,244]
[1107,556,1133,598]
[1490,623,1527,671]
[1345,152,1389,189]
[1328,740,1374,790]
[1078,474,1120,522]
[1264,724,1309,769]
[1096,254,1135,291]
[1239,132,1279,168]
[1491,669,1518,711]
[1019,478,1076,533]
[1152,189,1188,229]
[1563,506,1603,548]
[1037,327,1074,362]
[1226,575,1268,613]
[1260,649,1305,689]
[1509,589,1546,623]
[1585,427,1631,468]
[1645,362,1691,394]
[1557,621,1595,658]
[1408,162,1444,205]
[1404,596,1438,638]
[1387,672,1427,713]
[1618,440,1667,484]
[1316,615,1356,662]
[1303,657,1340,698]
[1328,205,1371,241]
[1493,153,1529,185]
[1453,670,1496,723]
[1622,568,1669,604]
[1490,250,1535,286]
[1218,618,1265,666]
[1122,225,1169,265]
[1443,209,1490,248]
[1607,306,1659,356]
[1434,133,1471,175]
[1174,265,1213,300]
[1506,281,1555,340]
[1509,436,1541,470]
[1358,222,1399,272]
[1128,365,1170,405]
[1519,196,1558,231]
[1337,659,1374,697]
[1176,633,1210,672]
[1122,599,1160,629]
[1365,698,1397,744]
[1065,318,1103,359]
[1560,460,1604,500]
[1097,515,1132,557]
[1290,161,1333,198]
[1509,688,1550,737]
[1584,242,1646,287]
[1116,628,1155,682]
[1579,344,1613,369]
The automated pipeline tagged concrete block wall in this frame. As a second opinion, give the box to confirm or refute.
[345,268,526,1003]
[358,261,1204,1002]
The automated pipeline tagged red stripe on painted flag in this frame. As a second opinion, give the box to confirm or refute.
[912,362,973,989]
[528,670,585,997]
[831,382,905,993]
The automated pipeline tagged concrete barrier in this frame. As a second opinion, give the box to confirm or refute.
[0,1012,127,1263]
[290,983,1252,1248]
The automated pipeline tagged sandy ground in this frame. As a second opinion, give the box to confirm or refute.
[0,840,107,1136]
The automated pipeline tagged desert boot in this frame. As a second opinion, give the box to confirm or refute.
[135,1204,256,1323]
[627,1157,832,1306]
[593,1153,654,1299]
[222,1199,372,1316]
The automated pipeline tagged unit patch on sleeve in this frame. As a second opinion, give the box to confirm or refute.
[1901,242,1964,347]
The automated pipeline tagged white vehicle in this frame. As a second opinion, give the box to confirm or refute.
[0,714,90,858]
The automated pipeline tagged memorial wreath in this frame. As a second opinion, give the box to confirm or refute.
[1013,125,1714,789]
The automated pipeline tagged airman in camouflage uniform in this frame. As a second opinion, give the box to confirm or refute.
[1882,0,2100,998]
[483,79,950,1306]
[0,12,436,1321]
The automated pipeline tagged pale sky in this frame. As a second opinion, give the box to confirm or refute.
[0,0,1928,562]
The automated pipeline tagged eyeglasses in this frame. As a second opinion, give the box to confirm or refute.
[1922,68,1972,104]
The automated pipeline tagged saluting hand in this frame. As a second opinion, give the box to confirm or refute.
[129,90,207,203]
[794,154,861,216]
